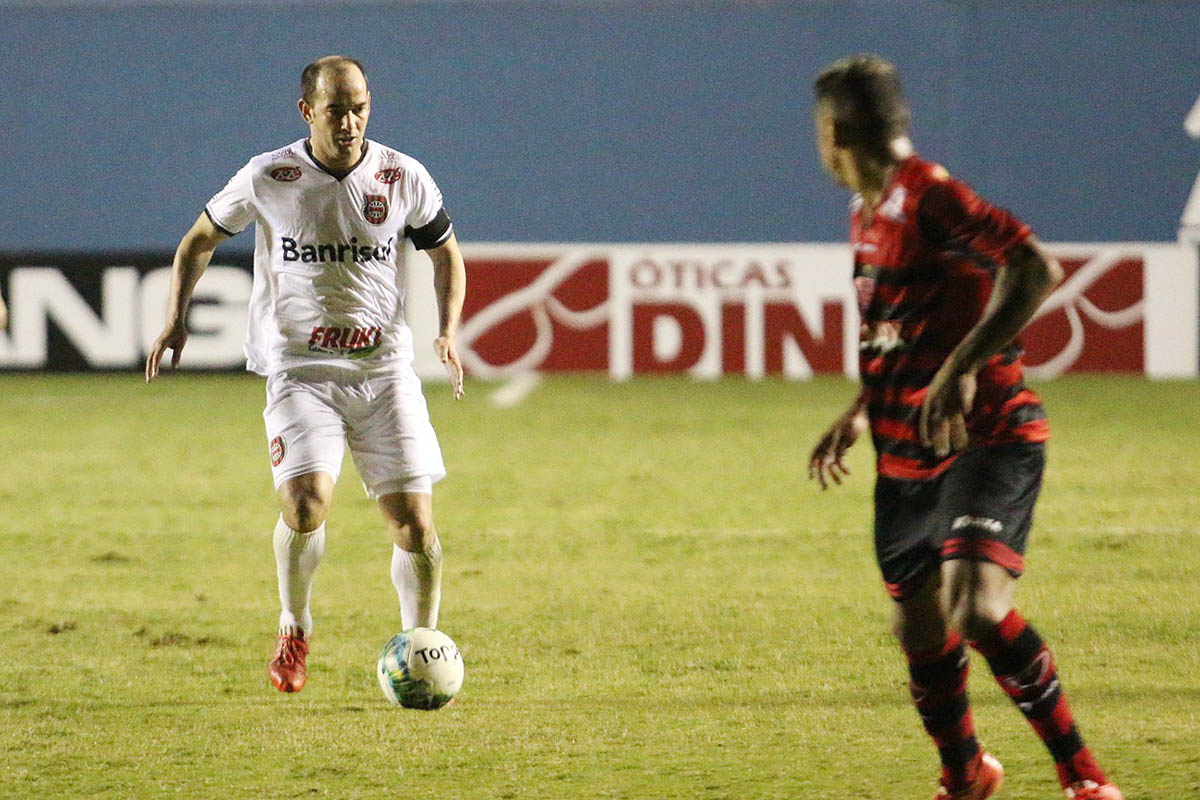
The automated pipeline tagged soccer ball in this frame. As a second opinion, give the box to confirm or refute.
[376,627,464,709]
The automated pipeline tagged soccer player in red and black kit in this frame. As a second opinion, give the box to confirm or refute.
[808,55,1124,800]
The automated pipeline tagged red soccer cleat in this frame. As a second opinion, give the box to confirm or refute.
[1065,781,1124,800]
[268,631,309,693]
[934,753,1004,800]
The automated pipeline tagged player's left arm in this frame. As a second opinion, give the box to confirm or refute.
[920,235,1063,456]
[427,234,466,400]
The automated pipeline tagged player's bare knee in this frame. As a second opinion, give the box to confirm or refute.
[277,474,333,532]
[389,515,437,551]
[947,590,1009,641]
[379,492,436,551]
[283,492,330,533]
[943,557,1015,639]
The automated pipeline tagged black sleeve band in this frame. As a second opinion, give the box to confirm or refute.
[204,206,238,237]
[405,207,453,250]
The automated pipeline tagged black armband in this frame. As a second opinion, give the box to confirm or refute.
[406,207,453,250]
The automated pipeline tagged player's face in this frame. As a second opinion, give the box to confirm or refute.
[300,68,371,166]
[813,106,853,189]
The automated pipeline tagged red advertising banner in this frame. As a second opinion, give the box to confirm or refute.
[448,243,1197,380]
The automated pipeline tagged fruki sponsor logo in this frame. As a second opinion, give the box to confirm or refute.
[308,326,383,358]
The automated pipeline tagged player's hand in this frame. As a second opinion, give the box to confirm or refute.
[809,406,868,490]
[434,334,464,400]
[919,367,976,458]
[145,319,189,382]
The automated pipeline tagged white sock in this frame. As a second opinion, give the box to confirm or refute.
[390,538,443,629]
[273,515,325,638]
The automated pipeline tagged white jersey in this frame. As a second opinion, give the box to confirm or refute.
[206,138,453,375]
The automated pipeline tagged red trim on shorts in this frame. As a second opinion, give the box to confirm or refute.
[942,536,1025,576]
[884,566,938,601]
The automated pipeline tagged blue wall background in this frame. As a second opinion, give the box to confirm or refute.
[2,0,1198,250]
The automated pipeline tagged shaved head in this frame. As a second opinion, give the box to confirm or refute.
[301,55,367,104]
[298,55,372,171]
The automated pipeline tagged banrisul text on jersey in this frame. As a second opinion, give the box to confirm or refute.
[281,236,394,264]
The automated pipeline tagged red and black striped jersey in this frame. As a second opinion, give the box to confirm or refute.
[852,155,1049,481]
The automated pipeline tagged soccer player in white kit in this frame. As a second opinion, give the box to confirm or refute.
[145,56,466,694]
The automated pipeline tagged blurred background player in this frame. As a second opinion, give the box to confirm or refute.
[807,55,1123,800]
[145,55,466,694]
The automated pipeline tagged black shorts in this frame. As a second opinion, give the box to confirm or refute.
[873,441,1045,601]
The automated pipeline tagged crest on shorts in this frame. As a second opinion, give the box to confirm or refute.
[269,435,286,467]
[363,194,389,225]
[270,166,303,182]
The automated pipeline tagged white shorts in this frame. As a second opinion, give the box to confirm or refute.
[263,366,446,499]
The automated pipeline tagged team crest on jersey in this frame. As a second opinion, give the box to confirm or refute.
[374,167,404,184]
[363,194,389,224]
[269,166,303,182]
[269,436,286,467]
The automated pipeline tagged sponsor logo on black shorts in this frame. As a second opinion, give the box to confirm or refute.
[951,515,1003,534]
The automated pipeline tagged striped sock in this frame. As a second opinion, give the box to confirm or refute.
[970,609,1107,788]
[905,631,982,789]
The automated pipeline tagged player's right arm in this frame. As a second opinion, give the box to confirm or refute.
[144,212,229,381]
[808,390,869,490]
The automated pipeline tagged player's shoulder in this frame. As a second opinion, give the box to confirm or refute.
[897,155,955,191]
[895,156,979,221]
[366,141,435,182]
[242,139,309,183]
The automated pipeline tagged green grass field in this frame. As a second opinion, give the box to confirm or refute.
[1,374,1197,799]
